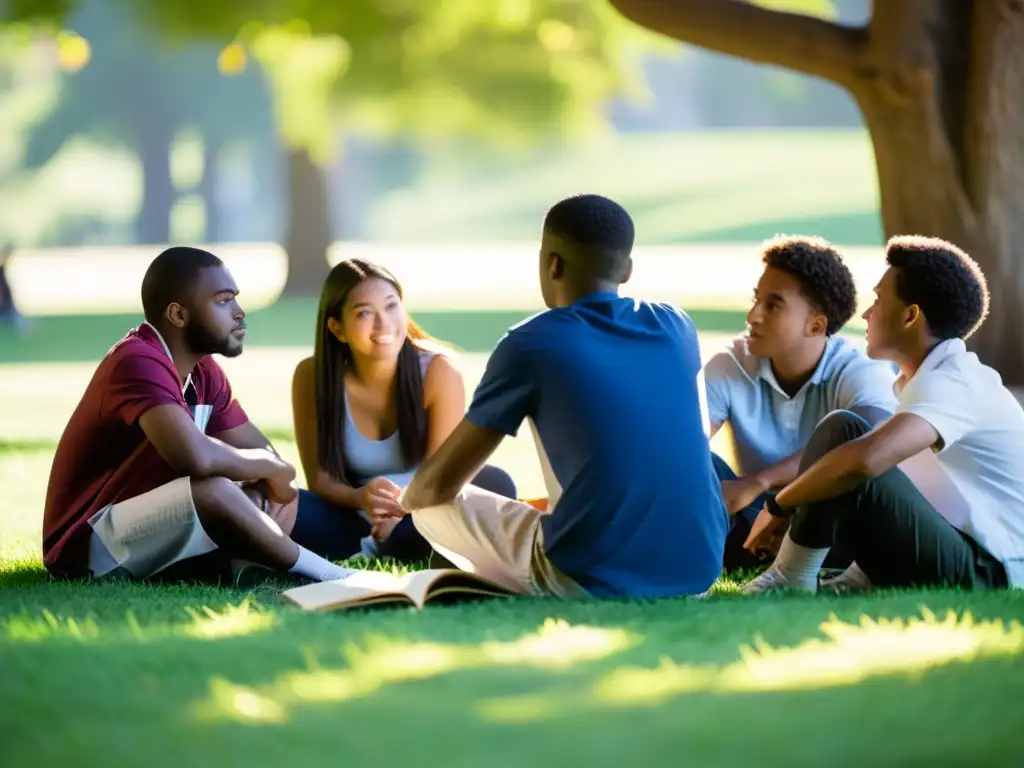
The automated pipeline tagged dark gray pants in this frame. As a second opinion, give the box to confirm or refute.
[788,410,1007,589]
[714,451,851,573]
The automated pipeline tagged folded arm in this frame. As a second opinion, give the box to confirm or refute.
[212,420,278,454]
[139,404,288,483]
[402,419,505,511]
[748,405,893,493]
[773,413,939,513]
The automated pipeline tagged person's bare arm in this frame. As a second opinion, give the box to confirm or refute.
[773,413,939,513]
[751,452,803,491]
[138,404,291,484]
[290,357,364,509]
[423,355,466,457]
[724,404,894,513]
[402,419,505,511]
[212,420,278,454]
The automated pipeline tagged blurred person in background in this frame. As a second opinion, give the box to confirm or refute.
[0,242,27,334]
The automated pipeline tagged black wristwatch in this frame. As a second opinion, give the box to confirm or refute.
[765,494,793,518]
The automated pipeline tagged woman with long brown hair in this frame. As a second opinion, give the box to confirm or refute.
[289,259,516,562]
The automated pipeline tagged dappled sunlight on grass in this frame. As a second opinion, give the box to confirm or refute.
[193,618,639,724]
[203,679,289,725]
[183,600,278,640]
[718,607,1023,694]
[481,620,635,668]
[478,609,1024,722]
[1,599,278,644]
[3,609,103,642]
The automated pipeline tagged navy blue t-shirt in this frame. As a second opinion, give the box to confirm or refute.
[465,292,727,598]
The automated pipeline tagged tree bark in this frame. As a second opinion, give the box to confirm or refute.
[851,0,1024,385]
[282,146,332,297]
[608,0,1024,384]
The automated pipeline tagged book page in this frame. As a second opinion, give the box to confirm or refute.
[402,569,512,608]
[282,569,513,611]
[282,570,411,612]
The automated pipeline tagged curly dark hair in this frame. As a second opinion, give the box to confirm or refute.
[761,235,857,335]
[885,235,989,340]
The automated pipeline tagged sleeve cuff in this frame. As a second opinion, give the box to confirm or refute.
[207,403,250,435]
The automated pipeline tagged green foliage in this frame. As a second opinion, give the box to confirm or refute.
[3,0,668,161]
[20,0,273,171]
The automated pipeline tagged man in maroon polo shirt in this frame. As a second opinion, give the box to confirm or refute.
[42,246,355,584]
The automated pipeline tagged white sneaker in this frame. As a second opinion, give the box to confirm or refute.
[740,566,816,594]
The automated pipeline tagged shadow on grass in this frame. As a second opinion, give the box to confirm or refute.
[2,586,1022,766]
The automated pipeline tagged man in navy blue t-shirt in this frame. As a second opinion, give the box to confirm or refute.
[401,194,727,598]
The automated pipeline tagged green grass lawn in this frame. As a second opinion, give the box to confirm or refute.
[371,130,884,246]
[2,129,884,248]
[3,342,1024,766]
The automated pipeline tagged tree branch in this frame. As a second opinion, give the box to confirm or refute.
[607,0,867,87]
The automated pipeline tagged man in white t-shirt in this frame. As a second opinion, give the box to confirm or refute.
[742,235,1024,593]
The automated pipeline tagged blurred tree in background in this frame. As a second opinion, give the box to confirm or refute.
[19,0,275,245]
[4,0,662,294]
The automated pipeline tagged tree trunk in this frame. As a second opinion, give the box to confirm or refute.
[858,96,1024,385]
[282,146,332,297]
[136,119,173,244]
[850,0,1024,385]
[200,135,222,243]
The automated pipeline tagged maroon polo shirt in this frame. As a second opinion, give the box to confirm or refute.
[42,324,248,578]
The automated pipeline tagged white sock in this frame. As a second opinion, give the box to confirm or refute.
[360,535,379,558]
[821,561,873,592]
[289,545,357,582]
[742,534,828,593]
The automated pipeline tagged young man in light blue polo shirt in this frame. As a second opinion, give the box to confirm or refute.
[400,194,728,599]
[702,235,898,570]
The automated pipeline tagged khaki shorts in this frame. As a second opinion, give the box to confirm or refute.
[411,484,587,598]
[87,477,218,580]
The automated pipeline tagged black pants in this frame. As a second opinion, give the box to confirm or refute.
[714,451,851,573]
[788,410,1007,589]
[290,464,517,564]
[713,454,770,573]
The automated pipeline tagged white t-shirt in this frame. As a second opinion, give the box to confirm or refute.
[895,339,1024,586]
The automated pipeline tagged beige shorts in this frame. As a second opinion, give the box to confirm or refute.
[410,484,587,598]
[86,477,218,580]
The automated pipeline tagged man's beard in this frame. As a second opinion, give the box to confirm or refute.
[184,321,243,358]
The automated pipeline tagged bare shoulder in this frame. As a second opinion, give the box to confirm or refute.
[292,355,316,391]
[423,354,464,400]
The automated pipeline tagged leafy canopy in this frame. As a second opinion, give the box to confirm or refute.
[4,0,668,161]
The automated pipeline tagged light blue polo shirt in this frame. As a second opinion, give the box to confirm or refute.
[703,335,898,476]
[466,292,728,599]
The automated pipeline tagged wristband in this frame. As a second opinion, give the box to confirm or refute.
[765,494,793,518]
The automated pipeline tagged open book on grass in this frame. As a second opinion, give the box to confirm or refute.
[281,568,515,612]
